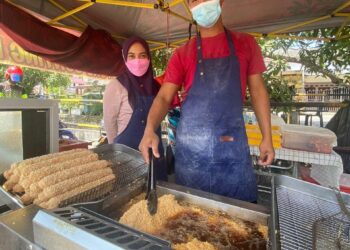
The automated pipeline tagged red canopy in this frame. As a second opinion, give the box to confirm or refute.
[0,0,124,76]
[0,0,349,76]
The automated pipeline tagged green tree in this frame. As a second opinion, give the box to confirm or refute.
[151,48,173,76]
[21,67,50,94]
[258,27,350,85]
[45,71,71,96]
[151,28,349,99]
[0,64,9,82]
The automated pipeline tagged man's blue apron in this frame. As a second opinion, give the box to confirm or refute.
[175,30,257,202]
[114,95,167,181]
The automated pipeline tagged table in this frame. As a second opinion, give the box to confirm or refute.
[250,146,343,187]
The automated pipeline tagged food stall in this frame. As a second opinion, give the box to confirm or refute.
[0,0,350,249]
[0,144,272,249]
[1,144,349,249]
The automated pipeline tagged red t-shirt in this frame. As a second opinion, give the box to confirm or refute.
[164,31,266,101]
[155,74,181,108]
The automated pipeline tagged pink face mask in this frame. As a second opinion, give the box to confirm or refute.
[125,59,150,77]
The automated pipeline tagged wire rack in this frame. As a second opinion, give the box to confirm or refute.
[250,146,343,187]
[275,182,350,250]
[59,144,148,207]
[313,189,350,250]
[313,212,350,249]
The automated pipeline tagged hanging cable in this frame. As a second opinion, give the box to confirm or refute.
[166,4,170,49]
[188,23,193,40]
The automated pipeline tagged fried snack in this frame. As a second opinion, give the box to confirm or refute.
[20,193,34,205]
[21,153,99,189]
[12,184,25,193]
[17,149,86,168]
[18,150,94,183]
[3,163,19,180]
[42,168,113,201]
[12,150,83,177]
[30,159,107,199]
[221,217,250,239]
[43,173,116,209]
[39,201,49,208]
[38,158,106,189]
[119,194,186,234]
[29,183,42,198]
[3,174,20,191]
[258,224,268,239]
[33,196,48,205]
[173,238,217,250]
[37,192,47,203]
[3,169,13,179]
[159,208,252,249]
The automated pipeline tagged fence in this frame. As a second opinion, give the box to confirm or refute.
[302,87,350,112]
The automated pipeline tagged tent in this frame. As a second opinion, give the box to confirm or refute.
[8,0,350,43]
[0,0,349,75]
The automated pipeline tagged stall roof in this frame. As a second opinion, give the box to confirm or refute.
[8,0,350,48]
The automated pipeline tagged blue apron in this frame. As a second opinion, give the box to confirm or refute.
[175,30,257,202]
[114,95,167,181]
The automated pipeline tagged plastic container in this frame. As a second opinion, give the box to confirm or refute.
[59,139,91,152]
[246,129,282,148]
[271,114,286,126]
[299,165,350,194]
[281,124,337,154]
[247,138,281,148]
[245,124,281,132]
[245,124,282,148]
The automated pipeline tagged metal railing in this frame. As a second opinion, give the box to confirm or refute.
[299,87,350,111]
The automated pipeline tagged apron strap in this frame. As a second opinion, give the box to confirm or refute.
[196,31,205,78]
[196,28,237,58]
[196,30,203,61]
[195,28,237,77]
[224,28,237,56]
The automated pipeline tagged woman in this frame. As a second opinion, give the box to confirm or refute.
[103,36,167,180]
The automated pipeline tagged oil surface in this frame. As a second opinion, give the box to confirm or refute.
[156,209,267,250]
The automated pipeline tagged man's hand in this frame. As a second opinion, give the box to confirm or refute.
[248,74,274,166]
[139,130,161,164]
[258,139,275,166]
[138,82,180,163]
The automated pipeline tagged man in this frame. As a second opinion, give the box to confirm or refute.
[0,66,26,98]
[139,0,274,202]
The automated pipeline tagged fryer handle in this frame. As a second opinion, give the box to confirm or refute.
[333,188,350,219]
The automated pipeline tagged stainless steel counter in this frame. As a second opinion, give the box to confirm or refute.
[0,204,42,250]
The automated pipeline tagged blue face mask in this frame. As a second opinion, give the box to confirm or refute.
[190,0,222,28]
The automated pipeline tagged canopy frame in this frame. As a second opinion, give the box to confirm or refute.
[7,0,350,48]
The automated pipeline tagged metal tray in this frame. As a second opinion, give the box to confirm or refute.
[0,174,24,210]
[0,144,147,210]
[75,179,272,249]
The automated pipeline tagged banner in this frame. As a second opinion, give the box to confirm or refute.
[0,29,107,78]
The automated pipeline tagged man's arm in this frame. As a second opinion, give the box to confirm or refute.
[139,82,180,162]
[247,74,275,165]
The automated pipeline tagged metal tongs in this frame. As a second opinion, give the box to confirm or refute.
[146,148,158,215]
